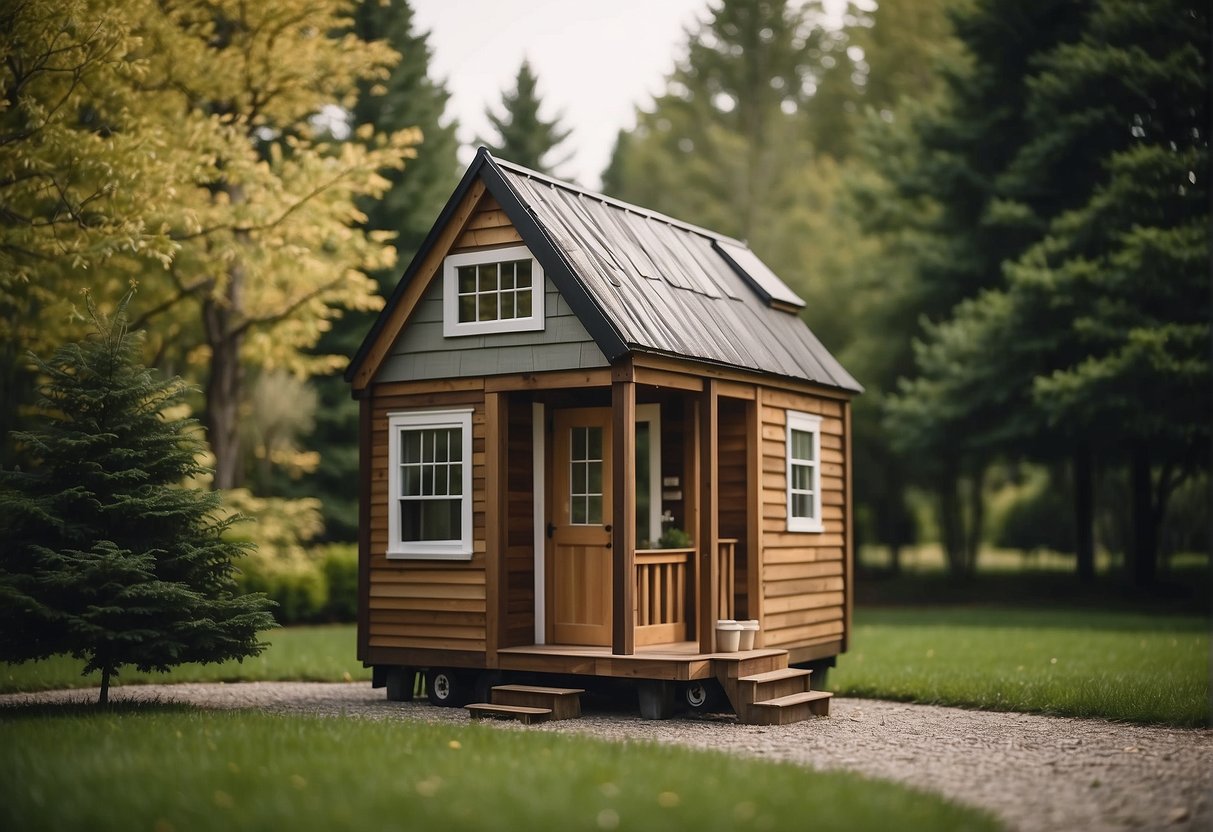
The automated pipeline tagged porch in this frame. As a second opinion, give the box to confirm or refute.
[488,358,766,660]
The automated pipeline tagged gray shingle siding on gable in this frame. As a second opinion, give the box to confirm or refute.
[373,274,607,383]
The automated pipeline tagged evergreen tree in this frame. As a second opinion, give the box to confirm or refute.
[479,60,572,174]
[0,293,275,704]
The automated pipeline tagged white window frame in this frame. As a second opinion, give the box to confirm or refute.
[786,410,823,533]
[387,408,474,559]
[442,244,545,337]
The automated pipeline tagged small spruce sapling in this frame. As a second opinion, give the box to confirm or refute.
[0,291,275,704]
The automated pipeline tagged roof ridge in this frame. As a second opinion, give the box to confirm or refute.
[482,148,747,248]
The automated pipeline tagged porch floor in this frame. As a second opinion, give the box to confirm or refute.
[496,642,789,682]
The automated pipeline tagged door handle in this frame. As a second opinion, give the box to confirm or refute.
[546,522,556,539]
[603,524,612,532]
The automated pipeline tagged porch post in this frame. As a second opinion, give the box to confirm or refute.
[612,361,637,656]
[698,378,719,653]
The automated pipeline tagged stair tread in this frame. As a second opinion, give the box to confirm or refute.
[710,649,788,661]
[751,690,833,709]
[492,684,584,696]
[466,703,553,715]
[738,668,812,684]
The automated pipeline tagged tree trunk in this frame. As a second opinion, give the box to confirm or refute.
[204,297,244,490]
[99,665,111,706]
[1130,440,1156,587]
[1073,444,1095,582]
[935,464,965,576]
[962,465,985,577]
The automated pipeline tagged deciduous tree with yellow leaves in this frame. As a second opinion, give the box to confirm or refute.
[2,0,418,488]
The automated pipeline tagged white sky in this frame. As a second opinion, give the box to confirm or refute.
[410,0,712,189]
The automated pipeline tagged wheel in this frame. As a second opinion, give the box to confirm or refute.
[384,666,416,702]
[680,679,724,712]
[426,668,470,707]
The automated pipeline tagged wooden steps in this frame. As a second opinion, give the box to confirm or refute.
[748,691,833,725]
[715,652,831,725]
[466,703,552,724]
[465,684,584,724]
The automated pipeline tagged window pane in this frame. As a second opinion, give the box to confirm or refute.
[434,464,448,495]
[792,493,810,519]
[587,495,603,525]
[501,290,516,319]
[457,266,477,294]
[449,429,463,462]
[478,293,498,322]
[449,463,462,495]
[571,461,586,495]
[792,429,813,461]
[402,464,420,496]
[458,295,476,323]
[587,459,602,495]
[501,262,515,290]
[515,260,532,288]
[517,288,532,318]
[792,463,810,491]
[587,426,602,460]
[572,427,586,460]
[422,499,460,540]
[477,263,497,292]
[571,497,587,525]
[402,430,421,464]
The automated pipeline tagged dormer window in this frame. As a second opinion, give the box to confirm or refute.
[442,245,545,336]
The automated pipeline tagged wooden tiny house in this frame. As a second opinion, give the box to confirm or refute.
[346,149,862,723]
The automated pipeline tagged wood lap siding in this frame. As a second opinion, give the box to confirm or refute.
[759,388,847,650]
[503,399,535,647]
[368,387,488,653]
[717,398,749,618]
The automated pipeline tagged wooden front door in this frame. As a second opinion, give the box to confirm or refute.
[548,407,613,646]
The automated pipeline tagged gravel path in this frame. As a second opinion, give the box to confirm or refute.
[3,681,1210,832]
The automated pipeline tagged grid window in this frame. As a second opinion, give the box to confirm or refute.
[387,410,473,558]
[456,259,533,324]
[786,411,822,532]
[443,245,544,337]
[569,426,604,525]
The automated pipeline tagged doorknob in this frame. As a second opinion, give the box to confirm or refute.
[603,524,612,532]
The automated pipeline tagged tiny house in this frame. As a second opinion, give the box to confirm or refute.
[346,149,862,724]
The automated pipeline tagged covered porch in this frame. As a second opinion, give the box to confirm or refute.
[485,355,767,661]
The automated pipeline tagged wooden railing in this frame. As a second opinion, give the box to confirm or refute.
[634,539,739,647]
[634,548,693,646]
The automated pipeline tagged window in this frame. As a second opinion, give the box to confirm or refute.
[569,425,604,525]
[387,409,473,559]
[786,410,822,532]
[442,245,545,336]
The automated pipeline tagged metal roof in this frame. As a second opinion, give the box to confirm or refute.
[348,149,861,394]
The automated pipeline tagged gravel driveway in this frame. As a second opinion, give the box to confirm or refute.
[3,681,1210,832]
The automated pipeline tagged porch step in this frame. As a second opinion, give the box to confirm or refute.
[748,690,833,725]
[737,667,813,703]
[491,684,584,721]
[466,703,552,725]
[713,649,789,679]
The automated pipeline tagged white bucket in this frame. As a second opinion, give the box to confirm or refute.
[715,619,741,652]
[738,619,759,651]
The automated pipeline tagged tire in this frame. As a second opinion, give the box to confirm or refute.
[681,679,723,712]
[426,668,469,707]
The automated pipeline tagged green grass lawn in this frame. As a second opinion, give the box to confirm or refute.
[0,625,371,694]
[0,708,1000,832]
[833,607,1210,727]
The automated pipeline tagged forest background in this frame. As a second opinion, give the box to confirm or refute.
[2,0,1208,620]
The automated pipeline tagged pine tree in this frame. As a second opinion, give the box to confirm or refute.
[479,60,572,174]
[0,293,275,704]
